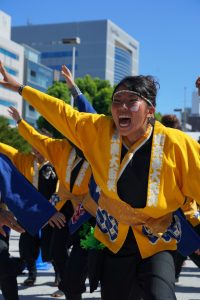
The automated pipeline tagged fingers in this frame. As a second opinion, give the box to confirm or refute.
[0,226,7,237]
[7,106,21,122]
[9,221,25,233]
[62,65,72,76]
[195,249,200,255]
[61,65,74,88]
[48,212,66,229]
[1,210,24,233]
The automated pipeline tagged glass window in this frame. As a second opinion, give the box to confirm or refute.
[41,50,78,59]
[0,99,17,107]
[5,66,18,76]
[0,47,19,60]
[27,61,53,89]
[114,45,132,84]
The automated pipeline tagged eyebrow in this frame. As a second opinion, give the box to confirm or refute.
[113,90,154,107]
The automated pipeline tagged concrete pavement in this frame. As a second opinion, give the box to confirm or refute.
[0,231,199,300]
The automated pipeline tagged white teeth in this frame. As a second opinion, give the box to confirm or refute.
[119,115,130,119]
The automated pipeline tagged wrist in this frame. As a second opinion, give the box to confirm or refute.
[18,84,26,95]
[17,118,22,124]
[70,85,82,98]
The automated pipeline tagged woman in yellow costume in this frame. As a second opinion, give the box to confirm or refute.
[7,66,97,300]
[1,60,200,300]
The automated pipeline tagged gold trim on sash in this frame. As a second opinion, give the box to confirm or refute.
[99,193,149,225]
[98,193,173,236]
[65,148,76,183]
[147,133,165,207]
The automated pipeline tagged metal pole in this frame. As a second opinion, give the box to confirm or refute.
[70,46,76,107]
[183,87,187,131]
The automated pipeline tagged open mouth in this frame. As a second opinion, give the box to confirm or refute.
[118,115,131,128]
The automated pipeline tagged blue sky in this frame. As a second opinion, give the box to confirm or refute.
[1,0,200,114]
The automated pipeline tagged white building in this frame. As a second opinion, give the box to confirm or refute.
[0,10,24,125]
[191,90,200,116]
[12,19,139,86]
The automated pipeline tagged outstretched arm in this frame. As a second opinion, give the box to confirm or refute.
[62,65,96,113]
[0,61,102,152]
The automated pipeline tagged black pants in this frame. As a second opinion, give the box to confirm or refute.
[59,230,88,299]
[101,250,176,300]
[49,201,73,284]
[0,233,24,300]
[19,201,73,280]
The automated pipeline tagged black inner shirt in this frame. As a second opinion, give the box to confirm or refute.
[38,163,58,199]
[117,134,153,208]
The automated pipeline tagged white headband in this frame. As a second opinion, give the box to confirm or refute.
[113,90,154,107]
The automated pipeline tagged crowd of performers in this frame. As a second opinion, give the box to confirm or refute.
[0,60,200,300]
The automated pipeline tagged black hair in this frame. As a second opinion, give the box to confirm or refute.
[112,75,159,107]
[161,114,181,129]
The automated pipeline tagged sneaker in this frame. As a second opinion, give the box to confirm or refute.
[51,289,64,298]
[23,276,36,286]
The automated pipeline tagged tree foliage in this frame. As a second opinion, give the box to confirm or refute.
[37,75,113,136]
[0,116,31,153]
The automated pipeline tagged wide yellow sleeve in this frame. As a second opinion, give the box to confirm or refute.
[18,119,66,168]
[0,142,18,163]
[22,86,106,153]
[0,142,33,177]
[174,131,200,205]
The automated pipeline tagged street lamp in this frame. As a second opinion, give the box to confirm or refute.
[62,37,81,106]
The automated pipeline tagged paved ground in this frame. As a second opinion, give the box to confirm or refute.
[0,231,199,299]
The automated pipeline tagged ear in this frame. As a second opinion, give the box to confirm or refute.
[147,106,155,117]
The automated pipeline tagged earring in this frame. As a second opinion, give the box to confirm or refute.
[148,116,155,126]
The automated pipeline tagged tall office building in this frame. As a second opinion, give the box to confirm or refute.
[23,44,54,126]
[12,19,139,86]
[0,10,54,126]
[23,45,54,127]
[0,10,24,125]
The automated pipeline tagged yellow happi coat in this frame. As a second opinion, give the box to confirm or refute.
[0,142,36,183]
[18,120,91,211]
[22,86,200,258]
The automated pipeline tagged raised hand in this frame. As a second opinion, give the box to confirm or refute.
[61,65,75,89]
[8,106,21,123]
[0,60,21,92]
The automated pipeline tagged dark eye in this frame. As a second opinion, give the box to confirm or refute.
[129,97,138,103]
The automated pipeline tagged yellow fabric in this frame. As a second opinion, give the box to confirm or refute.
[82,193,98,217]
[18,119,91,211]
[22,86,200,257]
[0,142,35,183]
[182,198,200,227]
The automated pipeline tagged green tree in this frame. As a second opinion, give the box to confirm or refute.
[0,116,31,153]
[75,75,112,114]
[93,87,112,115]
[155,112,162,121]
